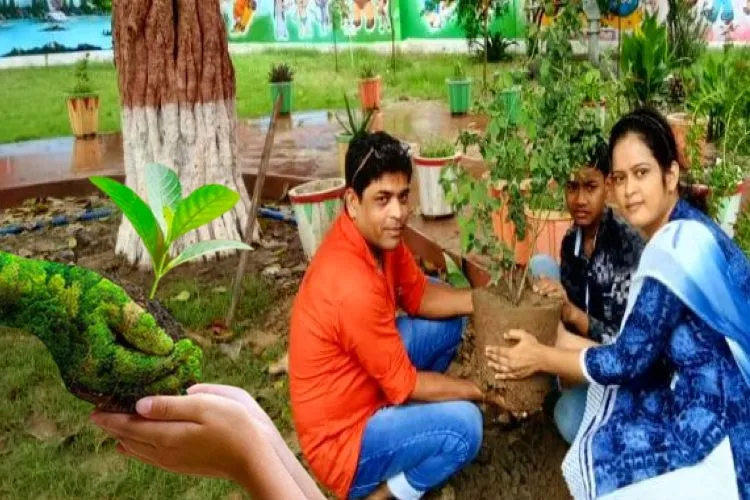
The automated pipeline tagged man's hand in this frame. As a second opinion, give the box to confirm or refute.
[485,330,542,380]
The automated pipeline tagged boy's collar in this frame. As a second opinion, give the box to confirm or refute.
[574,206,613,258]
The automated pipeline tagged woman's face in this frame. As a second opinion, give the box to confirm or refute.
[610,132,679,237]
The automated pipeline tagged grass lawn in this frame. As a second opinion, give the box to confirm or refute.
[0,275,293,499]
[0,48,510,144]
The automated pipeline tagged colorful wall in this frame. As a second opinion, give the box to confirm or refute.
[0,0,749,58]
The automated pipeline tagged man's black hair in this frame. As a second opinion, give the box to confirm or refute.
[345,132,412,198]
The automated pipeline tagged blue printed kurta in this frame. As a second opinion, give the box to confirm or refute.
[574,200,750,498]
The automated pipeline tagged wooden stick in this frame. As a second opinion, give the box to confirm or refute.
[226,95,282,327]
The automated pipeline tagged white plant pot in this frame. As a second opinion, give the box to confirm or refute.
[414,153,459,218]
[288,178,346,261]
[718,187,744,238]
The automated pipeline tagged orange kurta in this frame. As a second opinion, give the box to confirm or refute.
[289,213,427,499]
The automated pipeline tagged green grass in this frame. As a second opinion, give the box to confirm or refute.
[0,276,292,499]
[159,276,274,332]
[0,49,511,144]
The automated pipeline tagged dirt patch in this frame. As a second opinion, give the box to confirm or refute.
[472,287,562,413]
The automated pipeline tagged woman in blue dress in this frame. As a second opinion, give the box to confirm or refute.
[486,108,750,499]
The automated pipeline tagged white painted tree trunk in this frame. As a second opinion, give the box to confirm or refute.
[112,0,258,269]
[116,101,256,268]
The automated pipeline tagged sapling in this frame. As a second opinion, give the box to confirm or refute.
[90,163,252,299]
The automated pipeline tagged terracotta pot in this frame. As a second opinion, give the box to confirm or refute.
[525,208,573,263]
[667,112,709,168]
[67,95,100,139]
[288,178,346,261]
[414,153,460,218]
[487,177,532,265]
[358,76,381,111]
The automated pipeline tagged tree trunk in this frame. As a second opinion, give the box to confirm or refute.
[112,0,255,268]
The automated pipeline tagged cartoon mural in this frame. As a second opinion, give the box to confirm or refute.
[1,0,749,58]
[697,0,750,41]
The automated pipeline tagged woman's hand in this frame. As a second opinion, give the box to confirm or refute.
[90,391,262,483]
[485,330,543,380]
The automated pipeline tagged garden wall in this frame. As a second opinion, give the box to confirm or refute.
[1,0,749,60]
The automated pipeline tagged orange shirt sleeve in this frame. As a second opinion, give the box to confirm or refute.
[338,286,417,405]
[394,243,428,316]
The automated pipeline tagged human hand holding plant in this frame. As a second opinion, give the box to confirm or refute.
[485,330,542,380]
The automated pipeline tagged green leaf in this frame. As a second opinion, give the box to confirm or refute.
[170,185,241,241]
[165,240,252,273]
[90,176,162,261]
[443,252,471,289]
[146,163,182,236]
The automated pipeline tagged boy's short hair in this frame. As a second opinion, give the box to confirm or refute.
[589,138,611,176]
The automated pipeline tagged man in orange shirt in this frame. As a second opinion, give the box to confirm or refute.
[290,132,486,500]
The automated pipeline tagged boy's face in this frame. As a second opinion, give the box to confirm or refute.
[565,167,608,228]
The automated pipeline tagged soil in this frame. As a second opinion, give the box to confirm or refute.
[1,197,571,499]
[472,287,562,414]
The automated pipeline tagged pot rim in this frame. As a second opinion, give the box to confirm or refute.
[413,153,462,167]
[446,78,473,84]
[359,76,381,83]
[289,178,346,204]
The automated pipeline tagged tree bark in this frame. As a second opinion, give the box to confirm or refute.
[112,0,254,268]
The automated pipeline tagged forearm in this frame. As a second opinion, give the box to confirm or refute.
[417,282,473,318]
[556,327,598,350]
[237,437,310,499]
[563,303,590,337]
[411,372,482,402]
[536,344,587,384]
[268,436,325,500]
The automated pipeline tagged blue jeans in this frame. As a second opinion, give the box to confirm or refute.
[529,254,587,444]
[554,384,588,444]
[349,315,483,499]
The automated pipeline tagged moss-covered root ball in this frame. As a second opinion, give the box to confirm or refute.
[0,251,203,413]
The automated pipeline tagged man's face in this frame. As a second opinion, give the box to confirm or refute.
[345,172,411,251]
[565,167,608,228]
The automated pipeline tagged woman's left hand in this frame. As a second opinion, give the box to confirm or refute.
[485,330,542,380]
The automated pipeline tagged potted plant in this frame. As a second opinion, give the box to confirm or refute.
[358,63,381,111]
[288,178,347,261]
[67,53,100,139]
[334,93,375,176]
[444,108,561,413]
[414,136,460,218]
[446,63,473,116]
[268,63,294,116]
[619,11,672,110]
[492,71,522,126]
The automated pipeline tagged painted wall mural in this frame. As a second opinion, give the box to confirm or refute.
[1,0,749,58]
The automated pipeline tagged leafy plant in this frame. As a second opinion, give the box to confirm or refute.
[735,209,750,258]
[268,63,294,83]
[359,63,378,79]
[451,62,467,81]
[666,0,708,68]
[471,32,517,62]
[420,136,456,158]
[335,93,375,138]
[441,87,534,304]
[328,0,350,72]
[90,164,252,299]
[620,12,672,109]
[71,53,95,96]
